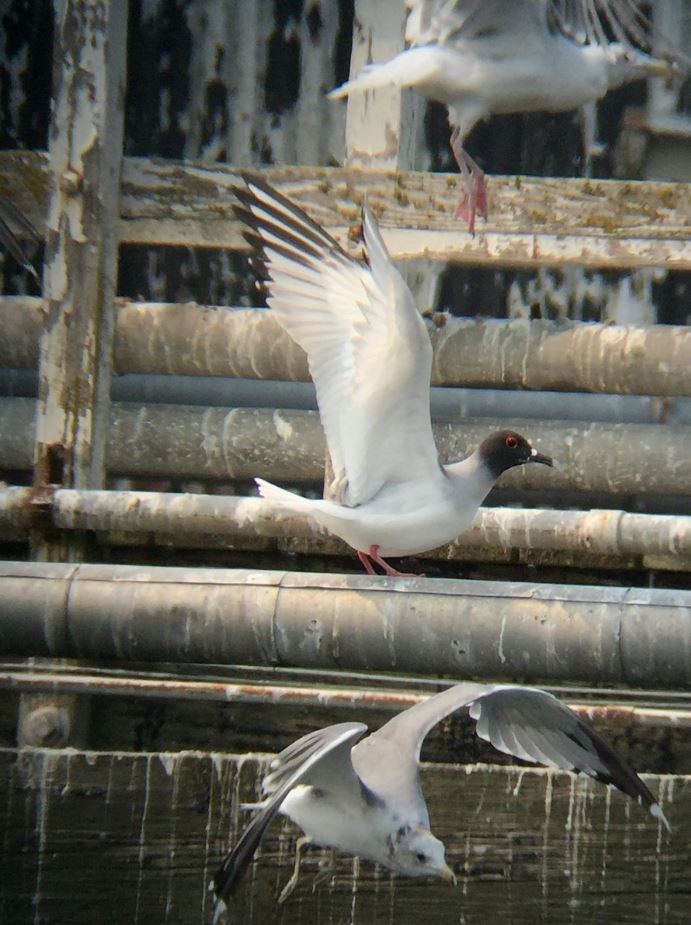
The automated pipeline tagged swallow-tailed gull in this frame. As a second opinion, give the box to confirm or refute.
[329,0,678,232]
[214,681,669,903]
[234,176,553,576]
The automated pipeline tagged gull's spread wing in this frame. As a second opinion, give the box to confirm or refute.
[213,722,367,900]
[353,683,669,828]
[234,176,439,507]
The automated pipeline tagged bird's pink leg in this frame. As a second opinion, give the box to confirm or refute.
[357,550,378,574]
[360,545,419,578]
[450,128,488,234]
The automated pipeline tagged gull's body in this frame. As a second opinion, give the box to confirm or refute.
[235,177,552,574]
[257,450,495,559]
[329,0,678,230]
[214,682,669,902]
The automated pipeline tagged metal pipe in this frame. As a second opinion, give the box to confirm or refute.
[3,368,690,425]
[1,488,691,568]
[0,561,689,686]
[2,397,691,495]
[3,297,691,396]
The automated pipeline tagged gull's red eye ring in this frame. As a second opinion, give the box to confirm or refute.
[505,434,519,449]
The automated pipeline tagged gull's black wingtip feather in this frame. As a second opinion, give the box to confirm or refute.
[213,722,367,902]
[0,210,40,283]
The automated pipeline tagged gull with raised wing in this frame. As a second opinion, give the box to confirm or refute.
[329,0,680,232]
[234,177,553,576]
[213,682,669,903]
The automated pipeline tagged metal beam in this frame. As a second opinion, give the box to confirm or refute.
[0,561,689,686]
[4,297,691,397]
[1,488,691,570]
[0,151,689,268]
[2,398,691,496]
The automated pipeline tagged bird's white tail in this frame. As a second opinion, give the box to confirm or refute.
[328,47,442,99]
[255,478,314,513]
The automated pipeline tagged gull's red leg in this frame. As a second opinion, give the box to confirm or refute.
[357,550,377,574]
[367,545,419,578]
[450,128,488,234]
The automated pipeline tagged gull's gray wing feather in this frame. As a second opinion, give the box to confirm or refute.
[0,194,40,281]
[213,722,367,901]
[406,0,549,47]
[234,176,439,507]
[549,0,653,51]
[469,686,669,827]
[549,0,687,66]
[407,1,684,65]
[352,683,669,830]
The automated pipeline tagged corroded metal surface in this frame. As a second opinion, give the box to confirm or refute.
[4,300,691,397]
[0,150,689,267]
[1,488,691,571]
[2,398,691,495]
[0,562,690,686]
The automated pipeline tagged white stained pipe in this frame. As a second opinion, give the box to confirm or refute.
[1,487,691,566]
[1,560,690,686]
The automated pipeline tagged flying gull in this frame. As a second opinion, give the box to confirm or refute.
[234,176,553,576]
[214,681,669,903]
[329,0,679,232]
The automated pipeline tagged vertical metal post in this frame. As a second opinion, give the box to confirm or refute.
[20,0,129,747]
[32,0,128,549]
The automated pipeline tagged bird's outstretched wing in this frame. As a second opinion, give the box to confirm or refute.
[405,0,550,48]
[549,0,652,53]
[234,176,439,507]
[213,722,367,901]
[406,0,685,65]
[354,683,669,829]
[0,194,40,281]
[467,685,669,828]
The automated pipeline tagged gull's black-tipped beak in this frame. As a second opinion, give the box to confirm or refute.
[438,863,457,886]
[530,448,554,467]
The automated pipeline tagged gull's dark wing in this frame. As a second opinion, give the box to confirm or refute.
[468,685,669,828]
[0,194,40,281]
[213,722,367,902]
[353,683,669,830]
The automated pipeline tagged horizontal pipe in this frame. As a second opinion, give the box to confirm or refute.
[3,668,689,714]
[1,397,690,495]
[0,561,689,686]
[1,487,691,569]
[3,297,691,396]
[2,367,690,426]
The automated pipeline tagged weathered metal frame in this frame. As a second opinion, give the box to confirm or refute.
[1,561,690,687]
[2,150,690,269]
[4,297,691,396]
[1,488,691,572]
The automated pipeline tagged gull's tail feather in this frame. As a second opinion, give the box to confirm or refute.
[328,47,442,99]
[255,478,315,513]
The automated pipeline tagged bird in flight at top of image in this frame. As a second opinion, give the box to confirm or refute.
[329,0,685,232]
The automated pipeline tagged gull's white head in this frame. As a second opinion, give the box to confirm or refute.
[388,824,456,885]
